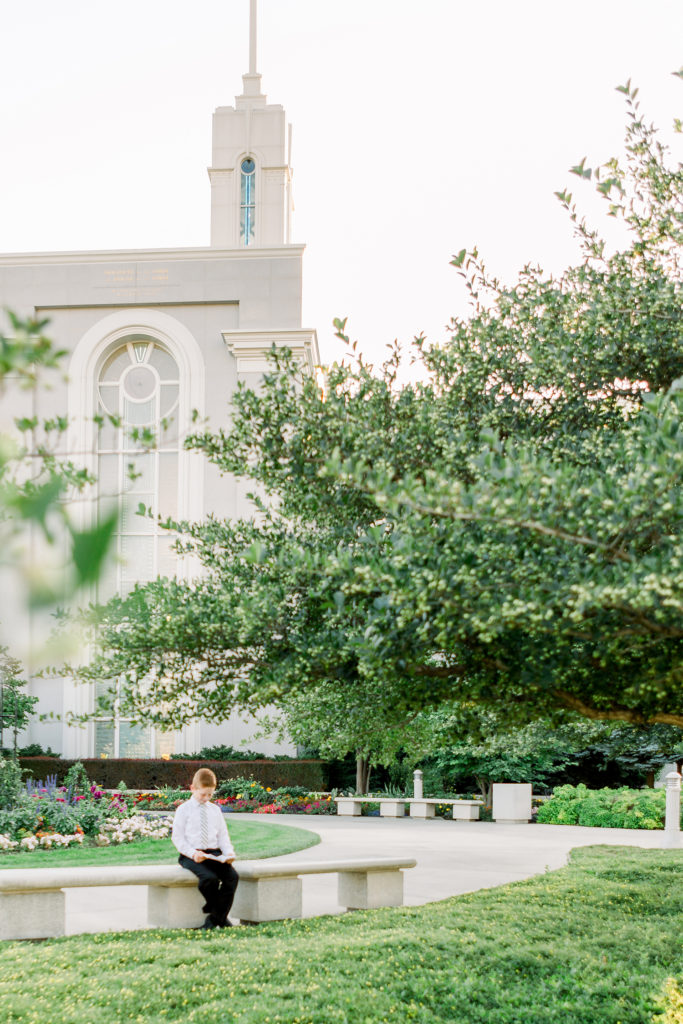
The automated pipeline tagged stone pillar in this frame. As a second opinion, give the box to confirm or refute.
[663,771,682,849]
[0,890,65,940]
[413,770,423,800]
[231,876,302,923]
[147,884,205,929]
[338,869,404,910]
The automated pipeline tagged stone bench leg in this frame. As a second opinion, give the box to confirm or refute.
[379,800,406,818]
[148,885,205,929]
[452,805,480,820]
[409,801,435,819]
[336,800,362,816]
[0,890,65,940]
[338,869,404,910]
[231,876,302,924]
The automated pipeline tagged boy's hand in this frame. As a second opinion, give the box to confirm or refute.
[193,851,206,863]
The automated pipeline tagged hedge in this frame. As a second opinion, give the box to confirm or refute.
[18,757,326,792]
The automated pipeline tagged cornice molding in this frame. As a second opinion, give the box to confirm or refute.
[0,244,305,267]
[222,328,320,373]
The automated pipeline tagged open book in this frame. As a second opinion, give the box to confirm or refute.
[198,852,230,863]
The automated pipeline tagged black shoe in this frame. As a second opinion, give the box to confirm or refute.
[200,916,219,930]
[219,919,233,928]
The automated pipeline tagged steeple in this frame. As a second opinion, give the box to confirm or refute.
[208,0,294,248]
[240,0,265,104]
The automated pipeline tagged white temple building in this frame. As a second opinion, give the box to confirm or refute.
[0,1,318,759]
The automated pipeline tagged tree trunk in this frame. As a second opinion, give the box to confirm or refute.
[356,755,371,795]
[476,777,492,808]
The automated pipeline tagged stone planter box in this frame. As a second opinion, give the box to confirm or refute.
[492,783,532,824]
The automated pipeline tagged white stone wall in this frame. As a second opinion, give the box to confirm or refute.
[0,244,315,758]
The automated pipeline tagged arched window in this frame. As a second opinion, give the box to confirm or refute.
[240,157,256,246]
[93,337,180,758]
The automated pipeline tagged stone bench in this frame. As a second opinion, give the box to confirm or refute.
[0,856,416,941]
[335,797,483,820]
[407,799,482,820]
[335,797,407,818]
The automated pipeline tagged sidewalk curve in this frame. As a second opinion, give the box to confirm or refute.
[65,813,665,935]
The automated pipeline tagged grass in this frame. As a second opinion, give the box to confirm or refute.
[0,845,681,1023]
[0,819,319,868]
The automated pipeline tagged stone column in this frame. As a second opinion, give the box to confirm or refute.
[413,770,423,800]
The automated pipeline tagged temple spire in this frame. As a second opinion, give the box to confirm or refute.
[249,0,258,75]
[240,0,263,100]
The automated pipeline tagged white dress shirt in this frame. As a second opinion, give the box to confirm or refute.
[172,797,236,861]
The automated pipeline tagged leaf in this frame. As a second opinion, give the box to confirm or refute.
[569,158,592,180]
[68,511,119,587]
[12,477,64,536]
[14,416,38,432]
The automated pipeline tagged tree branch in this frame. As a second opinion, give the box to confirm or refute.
[552,689,683,727]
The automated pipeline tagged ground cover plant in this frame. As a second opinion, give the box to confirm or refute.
[0,846,680,1023]
[0,819,319,868]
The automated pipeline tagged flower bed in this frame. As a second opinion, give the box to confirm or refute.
[123,778,337,815]
[1,765,335,859]
[94,814,173,846]
[0,814,173,855]
[0,764,177,857]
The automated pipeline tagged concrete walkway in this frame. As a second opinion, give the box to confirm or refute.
[66,813,667,935]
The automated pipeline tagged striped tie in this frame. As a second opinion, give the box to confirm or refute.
[199,802,209,848]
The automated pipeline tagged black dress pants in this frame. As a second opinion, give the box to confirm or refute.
[179,849,239,925]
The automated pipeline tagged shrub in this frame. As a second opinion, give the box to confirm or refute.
[170,745,295,761]
[63,761,91,796]
[16,744,61,758]
[537,784,674,829]
[19,756,325,791]
[271,786,311,800]
[215,777,270,802]
[0,756,23,810]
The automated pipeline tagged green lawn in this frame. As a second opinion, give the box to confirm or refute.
[0,846,681,1024]
[0,819,319,868]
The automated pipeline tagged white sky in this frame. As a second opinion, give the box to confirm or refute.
[0,0,681,366]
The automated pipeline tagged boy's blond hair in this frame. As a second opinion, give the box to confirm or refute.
[192,768,217,789]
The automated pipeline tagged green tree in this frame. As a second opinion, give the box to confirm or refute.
[421,715,683,805]
[0,647,36,757]
[79,77,683,739]
[258,682,447,794]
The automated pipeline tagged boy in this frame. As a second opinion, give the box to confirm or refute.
[172,768,239,929]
